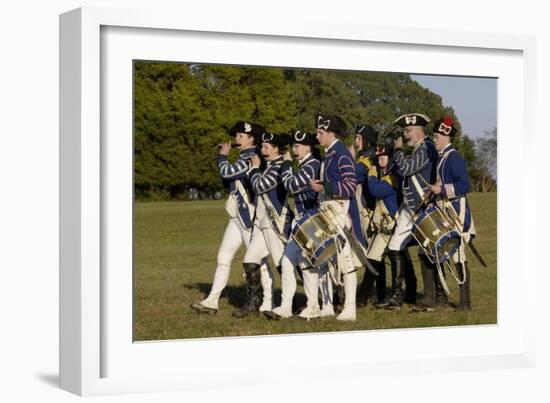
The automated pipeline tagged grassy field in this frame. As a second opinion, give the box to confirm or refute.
[134,193,497,341]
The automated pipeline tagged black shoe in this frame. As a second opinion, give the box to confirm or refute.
[373,298,393,309]
[190,302,218,315]
[263,311,282,321]
[383,297,402,310]
[410,302,435,313]
[436,299,457,309]
[374,296,402,310]
[232,309,260,319]
[373,300,389,309]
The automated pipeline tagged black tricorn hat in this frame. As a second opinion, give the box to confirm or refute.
[354,123,378,145]
[229,121,265,138]
[375,143,393,157]
[433,116,458,137]
[260,132,290,147]
[393,113,430,128]
[315,113,347,135]
[288,130,319,146]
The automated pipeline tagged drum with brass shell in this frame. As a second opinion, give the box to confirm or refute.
[291,211,343,267]
[413,205,461,263]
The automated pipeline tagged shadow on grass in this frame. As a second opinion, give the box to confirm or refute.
[183,282,309,311]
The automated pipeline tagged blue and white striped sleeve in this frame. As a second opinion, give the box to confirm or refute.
[249,165,280,194]
[217,155,250,179]
[282,160,319,194]
[324,155,357,198]
[392,146,430,177]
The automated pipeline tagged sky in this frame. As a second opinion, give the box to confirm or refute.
[410,74,497,139]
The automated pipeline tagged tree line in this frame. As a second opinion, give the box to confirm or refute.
[134,61,496,200]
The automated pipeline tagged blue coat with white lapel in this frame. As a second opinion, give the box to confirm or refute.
[322,140,364,245]
[280,154,320,216]
[437,143,474,234]
[217,147,258,229]
[392,137,438,211]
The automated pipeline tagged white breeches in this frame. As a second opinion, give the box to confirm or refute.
[388,204,415,252]
[216,218,253,267]
[243,219,285,267]
[202,217,272,310]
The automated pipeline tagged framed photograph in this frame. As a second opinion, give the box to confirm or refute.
[60,6,536,396]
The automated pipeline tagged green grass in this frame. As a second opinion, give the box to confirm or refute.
[134,193,497,341]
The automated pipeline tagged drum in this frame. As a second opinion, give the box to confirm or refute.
[291,210,343,266]
[413,205,460,263]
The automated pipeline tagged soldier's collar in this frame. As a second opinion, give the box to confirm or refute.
[240,146,257,155]
[325,139,339,152]
[439,143,454,156]
[267,155,284,165]
[412,136,427,153]
[298,153,312,165]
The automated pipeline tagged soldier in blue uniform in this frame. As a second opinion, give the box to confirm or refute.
[414,116,475,311]
[377,113,437,310]
[264,130,323,320]
[352,124,388,307]
[354,143,400,306]
[310,113,359,321]
[191,121,272,315]
[233,131,292,318]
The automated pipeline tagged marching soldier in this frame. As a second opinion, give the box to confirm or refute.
[377,113,437,310]
[233,132,292,318]
[191,121,272,315]
[310,113,359,321]
[264,130,324,320]
[358,143,400,306]
[414,116,475,311]
[352,123,387,307]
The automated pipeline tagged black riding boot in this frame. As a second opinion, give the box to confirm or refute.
[375,259,387,303]
[434,264,452,307]
[333,284,345,312]
[373,255,396,308]
[404,250,417,304]
[412,254,436,312]
[375,250,405,309]
[456,261,472,310]
[357,259,378,308]
[232,263,261,318]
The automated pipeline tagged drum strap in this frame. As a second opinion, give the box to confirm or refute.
[235,180,255,228]
[411,175,426,204]
[261,193,290,243]
[286,194,299,220]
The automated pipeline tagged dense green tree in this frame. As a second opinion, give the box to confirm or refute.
[134,61,492,199]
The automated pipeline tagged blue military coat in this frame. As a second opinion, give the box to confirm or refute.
[322,140,364,245]
[436,143,475,235]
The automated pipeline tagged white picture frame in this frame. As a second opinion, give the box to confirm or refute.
[60,6,537,397]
